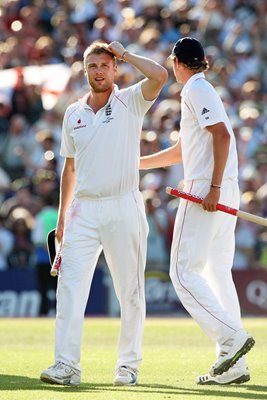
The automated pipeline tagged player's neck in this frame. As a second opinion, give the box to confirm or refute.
[178,69,195,86]
[87,88,112,113]
[182,69,203,86]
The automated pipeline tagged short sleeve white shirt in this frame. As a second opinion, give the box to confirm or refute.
[60,82,155,198]
[180,73,238,182]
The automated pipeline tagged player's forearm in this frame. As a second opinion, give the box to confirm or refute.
[209,124,230,186]
[106,41,167,100]
[57,159,76,222]
[58,178,75,220]
[123,52,167,85]
[140,142,182,170]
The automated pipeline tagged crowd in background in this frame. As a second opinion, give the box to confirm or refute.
[0,0,267,298]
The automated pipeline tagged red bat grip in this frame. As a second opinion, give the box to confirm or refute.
[50,242,62,277]
[216,204,237,216]
[166,187,238,216]
[166,187,267,226]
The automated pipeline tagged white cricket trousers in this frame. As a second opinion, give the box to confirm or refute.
[170,179,245,348]
[54,190,148,373]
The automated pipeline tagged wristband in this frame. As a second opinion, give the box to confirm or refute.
[210,184,221,189]
[121,50,128,61]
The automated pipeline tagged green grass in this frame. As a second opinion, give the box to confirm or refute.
[0,317,266,400]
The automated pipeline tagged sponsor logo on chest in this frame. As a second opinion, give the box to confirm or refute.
[74,119,86,130]
[73,103,115,129]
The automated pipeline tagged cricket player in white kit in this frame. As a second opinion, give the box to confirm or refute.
[140,37,255,385]
[40,41,167,386]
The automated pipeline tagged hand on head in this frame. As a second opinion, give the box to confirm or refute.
[107,41,126,60]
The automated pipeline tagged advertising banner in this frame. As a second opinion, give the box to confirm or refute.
[1,268,267,317]
[233,268,267,316]
[0,267,104,317]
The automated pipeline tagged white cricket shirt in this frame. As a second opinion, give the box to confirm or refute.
[180,72,238,182]
[60,82,154,198]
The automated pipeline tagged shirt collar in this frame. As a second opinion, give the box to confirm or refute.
[180,72,205,98]
[78,84,119,109]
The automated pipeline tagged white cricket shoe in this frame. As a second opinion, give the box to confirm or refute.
[196,367,250,385]
[40,361,81,386]
[209,330,255,377]
[113,365,138,386]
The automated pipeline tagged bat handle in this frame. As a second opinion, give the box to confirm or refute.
[166,186,267,227]
[50,244,62,277]
[50,260,61,277]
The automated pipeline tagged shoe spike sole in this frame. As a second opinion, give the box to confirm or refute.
[198,374,250,385]
[40,375,80,386]
[212,337,255,376]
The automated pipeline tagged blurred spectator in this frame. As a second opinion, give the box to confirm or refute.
[0,215,14,271]
[32,191,59,316]
[51,10,76,50]
[0,94,11,140]
[256,183,267,268]
[118,10,145,48]
[24,83,44,124]
[0,155,11,206]
[159,8,180,45]
[55,61,88,115]
[90,15,119,43]
[32,109,62,150]
[140,0,162,26]
[257,183,267,218]
[143,190,169,272]
[0,0,265,273]
[7,208,35,269]
[138,26,165,65]
[10,69,42,121]
[253,145,267,188]
[1,114,33,181]
[233,219,257,270]
[24,129,58,177]
[0,178,40,220]
[258,231,267,269]
[31,35,61,65]
[32,169,59,199]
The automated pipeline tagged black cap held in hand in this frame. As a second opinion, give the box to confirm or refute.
[171,37,205,66]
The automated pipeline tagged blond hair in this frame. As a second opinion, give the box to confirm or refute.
[170,54,209,72]
[83,42,115,68]
[181,58,209,72]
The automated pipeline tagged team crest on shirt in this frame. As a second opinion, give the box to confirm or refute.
[105,104,112,116]
[102,103,114,123]
[102,116,114,124]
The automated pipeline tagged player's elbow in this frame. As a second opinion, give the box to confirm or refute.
[151,65,168,87]
[157,66,168,85]
[221,126,231,146]
[208,122,231,146]
[142,67,168,100]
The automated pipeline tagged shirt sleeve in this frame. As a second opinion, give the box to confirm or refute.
[60,110,75,157]
[129,80,157,116]
[188,82,225,129]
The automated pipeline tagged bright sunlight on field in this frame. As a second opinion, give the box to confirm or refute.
[0,317,266,400]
